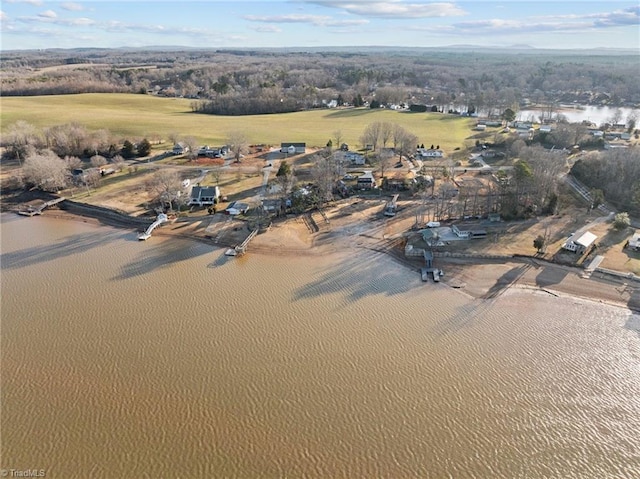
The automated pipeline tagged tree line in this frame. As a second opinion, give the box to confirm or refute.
[2,48,638,116]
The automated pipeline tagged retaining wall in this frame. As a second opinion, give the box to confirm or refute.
[60,199,152,228]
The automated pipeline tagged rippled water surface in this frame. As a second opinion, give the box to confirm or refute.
[2,214,639,478]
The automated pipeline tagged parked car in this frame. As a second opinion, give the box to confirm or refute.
[426,221,441,228]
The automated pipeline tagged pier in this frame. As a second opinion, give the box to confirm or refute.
[384,194,399,217]
[227,228,259,256]
[17,197,66,216]
[138,213,168,240]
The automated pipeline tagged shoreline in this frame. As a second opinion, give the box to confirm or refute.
[10,207,639,315]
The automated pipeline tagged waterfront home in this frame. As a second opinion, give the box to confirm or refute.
[188,186,221,206]
[261,199,284,216]
[356,171,376,190]
[452,223,487,239]
[562,231,597,254]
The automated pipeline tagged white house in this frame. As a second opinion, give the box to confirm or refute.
[418,148,444,159]
[188,186,221,206]
[356,171,376,189]
[452,224,487,239]
[562,231,597,254]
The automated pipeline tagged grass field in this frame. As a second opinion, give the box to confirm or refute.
[0,93,476,152]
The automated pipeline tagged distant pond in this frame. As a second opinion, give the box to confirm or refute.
[517,105,639,126]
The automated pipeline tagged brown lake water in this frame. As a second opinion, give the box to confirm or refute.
[1,213,639,478]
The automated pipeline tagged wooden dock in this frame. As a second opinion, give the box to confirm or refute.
[17,197,65,216]
[233,228,259,256]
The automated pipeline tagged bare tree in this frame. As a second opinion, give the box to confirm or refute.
[22,150,69,192]
[397,129,418,162]
[147,168,182,212]
[90,155,108,168]
[378,148,394,181]
[64,155,83,172]
[226,130,249,163]
[182,136,199,160]
[4,120,42,166]
[312,154,338,204]
[111,155,126,172]
[333,129,344,150]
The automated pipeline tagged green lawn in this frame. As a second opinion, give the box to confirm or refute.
[1,93,475,152]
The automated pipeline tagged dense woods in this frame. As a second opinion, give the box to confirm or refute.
[571,149,640,215]
[2,48,638,116]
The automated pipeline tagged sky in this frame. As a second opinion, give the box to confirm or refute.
[1,0,639,51]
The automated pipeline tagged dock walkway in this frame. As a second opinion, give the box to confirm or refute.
[17,197,65,216]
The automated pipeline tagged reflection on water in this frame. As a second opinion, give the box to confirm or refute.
[2,215,639,478]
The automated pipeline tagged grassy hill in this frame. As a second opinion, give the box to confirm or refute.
[1,93,476,151]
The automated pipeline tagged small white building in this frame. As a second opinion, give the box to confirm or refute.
[452,223,487,239]
[563,231,597,254]
[418,148,444,159]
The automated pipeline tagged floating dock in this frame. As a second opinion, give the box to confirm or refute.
[421,250,444,282]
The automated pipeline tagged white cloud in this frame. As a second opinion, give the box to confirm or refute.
[60,3,85,12]
[38,9,57,19]
[428,6,640,36]
[0,11,7,21]
[303,1,466,19]
[244,13,368,27]
[254,25,283,33]
[4,0,44,5]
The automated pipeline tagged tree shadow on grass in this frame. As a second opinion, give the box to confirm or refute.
[324,108,382,118]
[1,229,129,270]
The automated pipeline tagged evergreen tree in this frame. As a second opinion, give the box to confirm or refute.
[137,138,152,157]
[121,140,135,159]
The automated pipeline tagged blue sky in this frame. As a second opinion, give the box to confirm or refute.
[1,1,639,51]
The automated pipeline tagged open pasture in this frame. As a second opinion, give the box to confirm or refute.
[1,93,475,151]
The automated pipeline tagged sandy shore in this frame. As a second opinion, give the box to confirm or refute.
[28,206,640,314]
